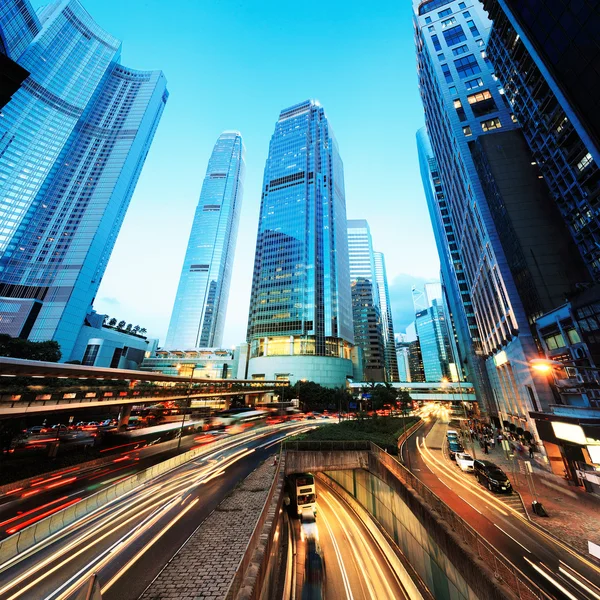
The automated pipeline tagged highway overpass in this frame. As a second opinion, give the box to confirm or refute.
[349,381,477,402]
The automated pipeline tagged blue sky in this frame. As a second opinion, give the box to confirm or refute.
[32,0,440,345]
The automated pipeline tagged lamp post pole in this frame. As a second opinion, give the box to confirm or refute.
[176,364,196,450]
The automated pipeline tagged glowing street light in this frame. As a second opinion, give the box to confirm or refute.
[529,358,561,373]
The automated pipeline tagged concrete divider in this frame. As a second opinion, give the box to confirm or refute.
[0,425,285,565]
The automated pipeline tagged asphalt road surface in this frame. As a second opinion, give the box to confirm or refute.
[0,422,310,600]
[294,481,407,600]
[404,406,600,600]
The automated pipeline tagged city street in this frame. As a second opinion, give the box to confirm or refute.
[293,481,407,600]
[0,422,310,600]
[404,406,600,600]
[0,428,224,540]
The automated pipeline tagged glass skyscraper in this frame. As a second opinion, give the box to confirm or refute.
[415,298,453,382]
[374,251,400,382]
[246,100,355,388]
[0,0,167,360]
[165,132,245,350]
[347,220,385,381]
[414,0,587,447]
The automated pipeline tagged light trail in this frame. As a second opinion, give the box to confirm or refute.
[0,424,294,599]
[321,490,400,600]
[523,557,580,600]
[318,505,354,600]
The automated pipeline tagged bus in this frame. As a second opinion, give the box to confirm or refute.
[287,473,317,517]
[211,407,255,429]
[225,410,268,434]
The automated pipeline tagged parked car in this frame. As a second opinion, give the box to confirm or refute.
[448,440,464,460]
[446,429,459,440]
[455,452,474,472]
[473,460,512,493]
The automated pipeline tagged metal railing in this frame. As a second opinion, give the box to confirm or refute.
[281,439,550,599]
[369,443,551,600]
[282,440,371,452]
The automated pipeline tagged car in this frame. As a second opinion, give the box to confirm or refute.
[446,429,459,440]
[455,452,474,472]
[473,460,512,493]
[301,507,318,541]
[447,440,464,460]
[26,426,47,435]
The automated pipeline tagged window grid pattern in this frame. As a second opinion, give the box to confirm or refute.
[247,100,354,359]
[165,132,246,350]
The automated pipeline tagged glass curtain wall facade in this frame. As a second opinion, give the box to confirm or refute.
[482,0,600,280]
[165,132,245,350]
[413,0,578,443]
[417,126,493,404]
[0,0,167,360]
[246,100,354,387]
[374,251,400,382]
[347,219,385,381]
[415,299,453,382]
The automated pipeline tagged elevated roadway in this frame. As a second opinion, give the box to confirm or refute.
[0,357,288,417]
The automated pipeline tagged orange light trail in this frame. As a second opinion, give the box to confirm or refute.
[6,497,82,535]
[45,476,77,490]
[0,496,68,528]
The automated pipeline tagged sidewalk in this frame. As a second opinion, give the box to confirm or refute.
[472,438,600,562]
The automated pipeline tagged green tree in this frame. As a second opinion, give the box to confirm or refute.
[132,325,140,335]
[117,320,126,330]
[0,334,61,362]
[139,328,147,336]
[108,318,117,327]
[125,323,132,333]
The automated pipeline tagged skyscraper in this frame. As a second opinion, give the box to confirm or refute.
[374,252,400,382]
[246,100,355,387]
[165,132,245,349]
[417,126,492,403]
[413,0,587,445]
[347,220,385,381]
[415,298,453,382]
[482,0,600,280]
[0,0,167,360]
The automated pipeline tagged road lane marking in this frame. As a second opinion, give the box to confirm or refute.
[493,524,531,553]
[101,498,200,593]
[523,557,579,600]
[319,505,354,600]
[322,491,401,600]
[558,565,600,599]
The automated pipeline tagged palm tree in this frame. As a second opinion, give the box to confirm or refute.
[108,318,117,327]
[139,328,147,336]
[117,320,126,330]
[132,325,140,335]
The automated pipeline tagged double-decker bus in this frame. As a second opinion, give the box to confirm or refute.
[287,473,317,517]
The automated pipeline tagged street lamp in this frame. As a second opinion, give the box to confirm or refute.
[176,363,197,450]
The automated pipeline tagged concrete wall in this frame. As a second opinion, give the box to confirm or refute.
[285,450,369,475]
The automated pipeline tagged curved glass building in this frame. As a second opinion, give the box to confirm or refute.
[246,100,354,387]
[0,0,168,360]
[165,131,245,350]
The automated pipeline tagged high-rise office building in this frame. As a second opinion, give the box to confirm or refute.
[0,4,29,111]
[0,0,167,360]
[396,338,412,382]
[246,100,355,387]
[347,220,385,381]
[374,252,400,382]
[413,0,587,445]
[415,298,453,382]
[417,126,493,403]
[165,132,245,350]
[482,0,600,280]
[408,339,426,382]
